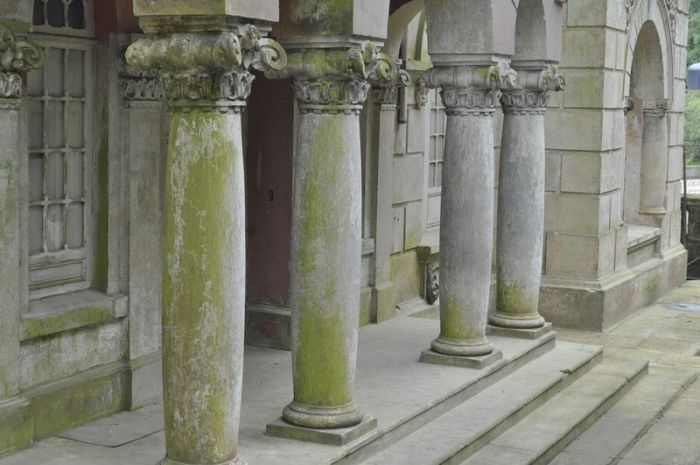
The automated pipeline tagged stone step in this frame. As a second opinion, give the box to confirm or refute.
[459,357,650,465]
[354,341,604,465]
[548,366,697,465]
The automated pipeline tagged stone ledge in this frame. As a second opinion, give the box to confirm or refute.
[21,290,127,341]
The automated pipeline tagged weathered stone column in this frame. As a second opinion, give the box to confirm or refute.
[126,26,285,465]
[0,25,42,401]
[266,44,390,433]
[640,98,669,216]
[491,66,564,333]
[420,64,515,368]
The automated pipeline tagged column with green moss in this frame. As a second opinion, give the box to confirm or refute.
[491,66,564,330]
[422,64,515,359]
[126,27,285,465]
[270,45,393,428]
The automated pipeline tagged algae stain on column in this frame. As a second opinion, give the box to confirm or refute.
[441,297,480,340]
[497,282,533,315]
[293,115,354,407]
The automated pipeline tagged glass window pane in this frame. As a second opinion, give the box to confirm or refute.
[430,110,437,132]
[67,0,85,29]
[66,101,84,148]
[29,154,44,202]
[47,101,64,148]
[66,152,83,199]
[46,204,64,251]
[46,152,64,200]
[436,162,443,187]
[29,206,44,255]
[46,48,64,97]
[33,0,45,25]
[436,136,444,161]
[66,203,84,248]
[27,68,44,97]
[28,100,43,149]
[429,137,436,161]
[429,164,436,188]
[46,0,65,27]
[66,50,84,98]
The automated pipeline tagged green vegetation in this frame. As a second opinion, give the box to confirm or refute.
[689,0,700,66]
[687,1,700,164]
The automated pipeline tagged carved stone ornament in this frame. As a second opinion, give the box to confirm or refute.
[643,97,670,116]
[666,0,678,39]
[125,24,286,109]
[0,26,44,101]
[121,67,164,103]
[268,42,401,114]
[369,58,411,106]
[415,78,429,108]
[500,65,566,115]
[423,62,518,116]
[425,260,440,305]
[623,97,634,115]
[626,0,636,29]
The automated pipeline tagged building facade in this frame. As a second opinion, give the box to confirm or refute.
[0,0,689,463]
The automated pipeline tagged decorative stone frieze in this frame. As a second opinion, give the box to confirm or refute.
[500,66,565,115]
[121,71,164,102]
[126,25,286,109]
[0,25,43,102]
[423,63,518,115]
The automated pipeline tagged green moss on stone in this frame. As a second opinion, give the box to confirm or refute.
[440,297,479,340]
[496,282,535,316]
[20,306,113,341]
[93,140,109,292]
[291,0,353,35]
[0,400,32,457]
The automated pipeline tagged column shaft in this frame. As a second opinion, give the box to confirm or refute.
[162,108,246,465]
[640,101,669,215]
[493,109,546,327]
[285,104,363,428]
[434,109,496,355]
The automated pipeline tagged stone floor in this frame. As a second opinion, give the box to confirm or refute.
[3,281,700,465]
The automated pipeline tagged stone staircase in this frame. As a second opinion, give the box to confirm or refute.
[342,336,697,465]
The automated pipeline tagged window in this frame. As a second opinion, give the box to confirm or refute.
[425,89,446,229]
[27,0,93,299]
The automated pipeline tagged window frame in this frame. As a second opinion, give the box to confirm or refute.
[423,88,445,231]
[26,26,95,300]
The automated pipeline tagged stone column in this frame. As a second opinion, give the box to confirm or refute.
[126,26,285,465]
[0,26,42,400]
[266,44,390,432]
[420,64,515,368]
[640,98,669,216]
[490,66,564,333]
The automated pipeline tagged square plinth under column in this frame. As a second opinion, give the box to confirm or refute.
[487,322,554,340]
[419,348,504,369]
[265,416,378,446]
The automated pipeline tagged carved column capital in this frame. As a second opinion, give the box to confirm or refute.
[643,98,670,117]
[269,42,399,114]
[423,63,518,116]
[0,26,44,103]
[369,58,411,106]
[125,24,286,111]
[500,65,565,115]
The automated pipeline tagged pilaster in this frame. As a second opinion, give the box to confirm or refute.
[639,98,669,217]
[126,22,285,465]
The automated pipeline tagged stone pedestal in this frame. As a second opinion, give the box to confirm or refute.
[126,26,285,465]
[421,64,514,365]
[491,66,564,331]
[640,99,669,216]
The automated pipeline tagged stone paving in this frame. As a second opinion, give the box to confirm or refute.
[3,282,700,465]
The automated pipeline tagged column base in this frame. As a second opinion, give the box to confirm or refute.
[159,457,246,465]
[266,415,378,446]
[419,348,504,370]
[487,322,554,340]
[282,401,364,429]
[430,336,494,357]
[489,312,546,329]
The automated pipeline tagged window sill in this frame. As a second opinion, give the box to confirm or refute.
[627,224,661,252]
[20,290,128,341]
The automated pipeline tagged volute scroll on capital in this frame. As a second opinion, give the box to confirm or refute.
[0,25,44,101]
[267,42,405,114]
[125,24,287,109]
[423,63,518,116]
[500,65,565,115]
